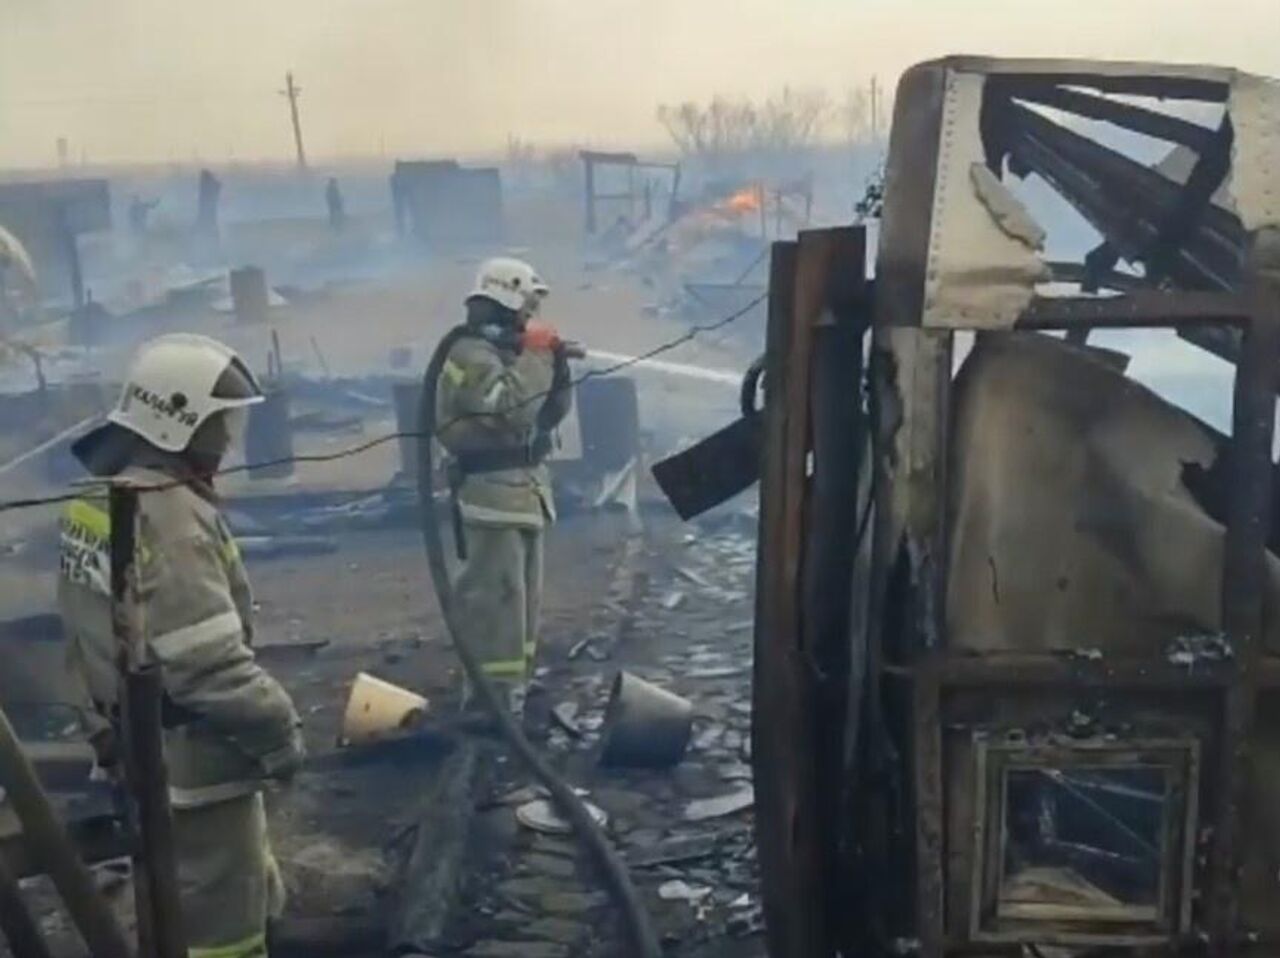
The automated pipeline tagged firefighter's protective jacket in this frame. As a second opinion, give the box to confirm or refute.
[59,466,304,809]
[435,333,572,528]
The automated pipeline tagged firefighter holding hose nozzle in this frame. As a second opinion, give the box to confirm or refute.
[433,257,575,723]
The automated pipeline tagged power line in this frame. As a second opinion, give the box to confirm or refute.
[0,293,766,515]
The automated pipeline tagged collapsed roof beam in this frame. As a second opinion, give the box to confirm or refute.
[983,94,1258,369]
[994,81,1221,152]
[982,70,1229,101]
[988,98,1244,290]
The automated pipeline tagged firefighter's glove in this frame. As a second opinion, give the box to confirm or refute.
[258,726,307,784]
[521,321,563,354]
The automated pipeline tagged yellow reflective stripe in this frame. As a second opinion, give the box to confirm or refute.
[61,500,152,562]
[222,536,241,563]
[481,379,508,410]
[189,932,267,958]
[442,360,467,387]
[64,500,109,537]
[480,659,526,678]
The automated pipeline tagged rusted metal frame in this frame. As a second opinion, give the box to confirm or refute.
[1208,295,1280,952]
[109,484,187,958]
[1019,291,1250,328]
[994,80,1219,152]
[754,239,831,957]
[0,852,53,958]
[1019,292,1259,377]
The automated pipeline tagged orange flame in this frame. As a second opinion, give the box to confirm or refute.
[721,185,762,214]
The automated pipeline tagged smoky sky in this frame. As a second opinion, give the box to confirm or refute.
[1,0,1277,167]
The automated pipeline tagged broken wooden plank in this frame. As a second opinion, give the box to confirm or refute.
[388,740,486,954]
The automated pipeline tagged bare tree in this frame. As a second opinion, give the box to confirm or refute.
[840,86,872,147]
[657,87,832,164]
[505,134,537,168]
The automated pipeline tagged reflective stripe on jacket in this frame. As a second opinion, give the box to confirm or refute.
[58,466,304,808]
[435,333,572,528]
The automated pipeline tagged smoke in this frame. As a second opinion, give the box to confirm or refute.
[1,0,1278,168]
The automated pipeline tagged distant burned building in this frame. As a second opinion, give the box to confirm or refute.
[390,160,503,247]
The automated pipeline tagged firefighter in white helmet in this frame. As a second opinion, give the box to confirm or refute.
[58,333,304,958]
[434,257,573,718]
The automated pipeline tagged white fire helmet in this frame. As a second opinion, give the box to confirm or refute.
[465,257,549,314]
[107,334,264,453]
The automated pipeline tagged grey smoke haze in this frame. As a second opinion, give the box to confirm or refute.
[2,0,1278,168]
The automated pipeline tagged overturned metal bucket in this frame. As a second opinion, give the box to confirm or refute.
[599,671,693,768]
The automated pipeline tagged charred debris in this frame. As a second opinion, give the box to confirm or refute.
[652,56,1280,958]
[2,54,1280,958]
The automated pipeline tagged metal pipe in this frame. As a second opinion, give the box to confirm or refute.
[0,704,133,958]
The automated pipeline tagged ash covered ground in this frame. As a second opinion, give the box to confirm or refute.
[0,182,773,957]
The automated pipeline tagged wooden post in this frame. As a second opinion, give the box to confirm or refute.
[801,228,870,953]
[230,267,269,325]
[388,742,482,954]
[0,853,53,958]
[0,704,133,958]
[755,230,863,958]
[56,206,84,310]
[109,484,187,958]
[584,156,597,234]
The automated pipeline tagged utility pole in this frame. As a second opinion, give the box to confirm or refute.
[280,71,308,172]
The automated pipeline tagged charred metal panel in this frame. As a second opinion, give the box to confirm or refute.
[878,57,1280,339]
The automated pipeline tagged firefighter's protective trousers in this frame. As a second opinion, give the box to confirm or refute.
[58,465,304,958]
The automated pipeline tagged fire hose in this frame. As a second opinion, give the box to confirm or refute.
[415,326,662,958]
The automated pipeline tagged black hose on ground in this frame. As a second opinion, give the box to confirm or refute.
[415,328,662,958]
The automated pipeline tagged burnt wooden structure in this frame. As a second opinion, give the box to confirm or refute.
[751,58,1280,957]
[391,160,503,247]
[579,150,680,234]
